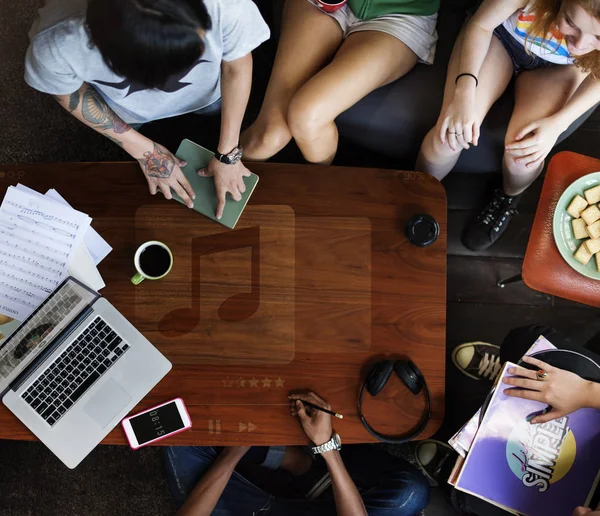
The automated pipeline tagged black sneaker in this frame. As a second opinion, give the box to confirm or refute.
[462,188,521,251]
[451,341,502,382]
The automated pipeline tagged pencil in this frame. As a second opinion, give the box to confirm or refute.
[292,399,344,419]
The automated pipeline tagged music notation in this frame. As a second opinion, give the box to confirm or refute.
[0,186,91,320]
[0,271,52,293]
[159,226,261,337]
[0,228,69,259]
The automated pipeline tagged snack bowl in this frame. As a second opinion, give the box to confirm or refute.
[553,171,600,280]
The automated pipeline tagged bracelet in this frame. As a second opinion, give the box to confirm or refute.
[455,73,479,88]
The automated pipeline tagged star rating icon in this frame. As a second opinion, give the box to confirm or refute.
[222,377,233,388]
[262,377,272,387]
[274,377,285,388]
[238,378,246,388]
[249,377,259,387]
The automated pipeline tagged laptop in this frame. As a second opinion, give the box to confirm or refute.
[0,277,171,468]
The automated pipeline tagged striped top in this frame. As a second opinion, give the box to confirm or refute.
[502,8,574,65]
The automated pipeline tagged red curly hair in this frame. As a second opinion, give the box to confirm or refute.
[527,0,600,78]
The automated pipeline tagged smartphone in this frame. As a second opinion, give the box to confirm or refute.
[121,398,192,450]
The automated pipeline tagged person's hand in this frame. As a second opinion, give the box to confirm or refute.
[289,392,333,446]
[502,355,595,424]
[439,90,480,152]
[573,506,600,516]
[135,141,195,208]
[505,116,563,170]
[198,158,252,219]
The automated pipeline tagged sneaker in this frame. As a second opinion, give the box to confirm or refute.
[462,188,521,251]
[452,341,502,381]
[415,439,457,487]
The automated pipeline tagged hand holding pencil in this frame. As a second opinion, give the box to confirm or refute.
[289,392,338,446]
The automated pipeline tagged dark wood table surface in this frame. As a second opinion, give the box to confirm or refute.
[0,162,447,445]
[524,152,600,307]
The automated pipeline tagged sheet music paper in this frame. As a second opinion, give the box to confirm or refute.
[0,187,91,320]
[45,189,112,265]
[14,184,112,265]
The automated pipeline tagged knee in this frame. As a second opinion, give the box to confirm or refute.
[370,465,431,514]
[423,125,463,159]
[396,468,431,514]
[502,150,532,177]
[287,94,329,142]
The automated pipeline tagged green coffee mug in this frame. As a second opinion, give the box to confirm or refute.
[131,241,174,285]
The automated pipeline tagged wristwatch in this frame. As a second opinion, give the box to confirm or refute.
[215,144,243,165]
[311,433,342,455]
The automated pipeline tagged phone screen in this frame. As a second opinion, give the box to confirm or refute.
[129,401,184,445]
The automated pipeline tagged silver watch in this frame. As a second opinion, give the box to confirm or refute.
[311,433,342,455]
[215,145,243,165]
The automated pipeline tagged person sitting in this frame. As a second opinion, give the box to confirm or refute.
[241,0,440,165]
[164,392,430,515]
[416,0,600,251]
[24,0,269,219]
[416,324,600,516]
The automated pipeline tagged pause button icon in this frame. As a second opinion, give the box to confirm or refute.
[208,419,221,434]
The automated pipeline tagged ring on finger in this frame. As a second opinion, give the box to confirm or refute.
[536,369,548,382]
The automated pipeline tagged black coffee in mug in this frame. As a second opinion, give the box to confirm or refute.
[139,245,172,278]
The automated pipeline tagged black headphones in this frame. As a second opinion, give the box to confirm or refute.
[358,359,431,444]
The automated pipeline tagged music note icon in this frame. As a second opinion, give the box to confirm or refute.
[159,226,261,337]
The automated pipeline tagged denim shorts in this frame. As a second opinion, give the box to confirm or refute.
[492,24,555,75]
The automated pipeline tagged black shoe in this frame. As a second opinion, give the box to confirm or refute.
[462,188,521,251]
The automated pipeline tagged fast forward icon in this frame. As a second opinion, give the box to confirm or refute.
[239,421,257,433]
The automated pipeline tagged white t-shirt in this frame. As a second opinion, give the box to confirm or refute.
[24,0,270,124]
[502,8,574,65]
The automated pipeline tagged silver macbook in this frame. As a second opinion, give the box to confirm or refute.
[1,277,171,468]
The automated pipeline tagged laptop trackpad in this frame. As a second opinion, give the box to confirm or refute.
[83,379,132,428]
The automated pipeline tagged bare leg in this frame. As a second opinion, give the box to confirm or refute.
[287,31,419,164]
[241,0,343,161]
[416,27,513,180]
[502,65,588,195]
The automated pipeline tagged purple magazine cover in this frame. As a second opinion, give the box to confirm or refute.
[455,361,600,516]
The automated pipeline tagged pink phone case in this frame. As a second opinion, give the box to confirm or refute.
[122,397,192,450]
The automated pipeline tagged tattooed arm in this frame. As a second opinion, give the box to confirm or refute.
[53,83,195,207]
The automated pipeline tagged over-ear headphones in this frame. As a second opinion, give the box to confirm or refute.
[358,359,431,443]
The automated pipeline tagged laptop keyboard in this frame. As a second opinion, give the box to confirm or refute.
[21,316,130,427]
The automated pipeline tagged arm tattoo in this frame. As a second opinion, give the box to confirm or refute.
[68,91,80,112]
[137,143,175,178]
[81,88,130,134]
[106,135,124,148]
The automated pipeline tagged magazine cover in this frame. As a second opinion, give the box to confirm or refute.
[449,336,558,457]
[0,315,20,347]
[455,361,600,516]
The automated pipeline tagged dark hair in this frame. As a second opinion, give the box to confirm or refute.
[86,0,211,88]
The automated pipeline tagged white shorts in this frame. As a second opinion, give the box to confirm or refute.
[307,1,438,64]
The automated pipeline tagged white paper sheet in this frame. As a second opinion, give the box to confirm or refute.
[0,187,91,320]
[67,243,105,291]
[45,189,112,265]
[15,185,112,265]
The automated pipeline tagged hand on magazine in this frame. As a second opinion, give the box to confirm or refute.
[573,506,600,516]
[502,355,596,424]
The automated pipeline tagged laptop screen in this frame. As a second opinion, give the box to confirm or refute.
[0,278,98,392]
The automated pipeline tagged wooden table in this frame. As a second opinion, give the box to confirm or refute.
[0,162,447,445]
[524,152,600,307]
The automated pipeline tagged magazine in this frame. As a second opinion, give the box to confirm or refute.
[454,361,600,516]
[0,316,21,348]
[449,336,558,457]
